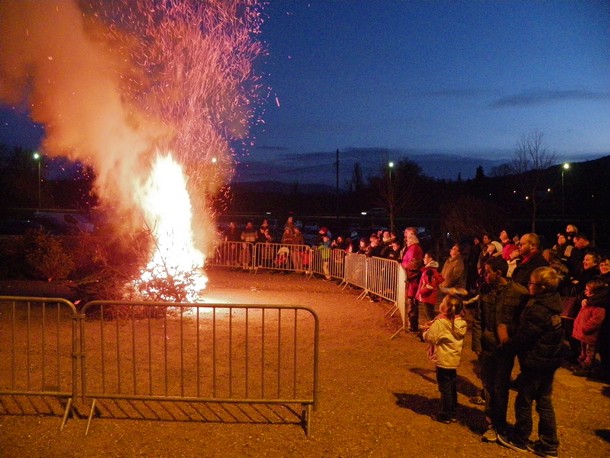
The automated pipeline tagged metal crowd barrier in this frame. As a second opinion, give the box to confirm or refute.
[365,256,401,303]
[343,252,367,290]
[79,301,319,436]
[1,297,319,436]
[209,242,407,332]
[0,296,78,431]
[208,241,255,270]
[250,242,311,273]
[209,242,347,281]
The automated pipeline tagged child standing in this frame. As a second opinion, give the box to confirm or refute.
[317,234,332,280]
[572,278,606,376]
[422,294,467,423]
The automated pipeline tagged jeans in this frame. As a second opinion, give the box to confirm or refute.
[514,369,559,449]
[480,349,515,434]
[436,367,457,420]
[407,297,418,331]
[418,300,436,321]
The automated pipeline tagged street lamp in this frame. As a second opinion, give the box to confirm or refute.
[388,161,395,231]
[33,152,42,209]
[561,162,570,219]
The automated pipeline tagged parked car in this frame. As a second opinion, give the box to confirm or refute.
[302,229,319,246]
[33,211,95,234]
[303,221,319,232]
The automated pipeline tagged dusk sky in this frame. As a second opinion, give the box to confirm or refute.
[243,0,610,182]
[1,1,608,183]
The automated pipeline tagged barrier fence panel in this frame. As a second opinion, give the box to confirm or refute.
[389,267,407,339]
[307,248,326,280]
[366,256,400,304]
[251,242,311,274]
[0,296,78,430]
[343,253,368,291]
[209,240,243,268]
[79,301,319,436]
[329,248,346,280]
[209,241,314,276]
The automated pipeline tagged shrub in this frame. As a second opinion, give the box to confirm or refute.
[23,229,75,281]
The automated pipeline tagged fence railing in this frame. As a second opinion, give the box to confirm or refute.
[1,244,408,434]
[79,301,319,436]
[209,242,407,332]
[0,297,319,437]
[0,296,78,431]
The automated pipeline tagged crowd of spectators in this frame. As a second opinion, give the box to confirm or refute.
[223,218,608,383]
[222,217,607,456]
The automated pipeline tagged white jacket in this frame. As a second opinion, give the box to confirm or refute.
[423,315,468,369]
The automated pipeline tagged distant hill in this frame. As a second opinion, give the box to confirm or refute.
[234,148,609,187]
[233,148,512,186]
[229,180,335,194]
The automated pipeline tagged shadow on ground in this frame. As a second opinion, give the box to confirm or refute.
[395,367,486,434]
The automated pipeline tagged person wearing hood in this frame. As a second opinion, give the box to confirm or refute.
[498,267,564,457]
[422,294,468,424]
[415,252,444,321]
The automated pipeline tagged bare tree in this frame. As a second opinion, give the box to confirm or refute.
[511,130,557,232]
[345,162,364,193]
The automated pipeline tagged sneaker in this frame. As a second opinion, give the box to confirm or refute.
[527,440,558,458]
[430,414,451,424]
[497,433,527,453]
[481,426,497,443]
[469,395,486,405]
[572,367,590,377]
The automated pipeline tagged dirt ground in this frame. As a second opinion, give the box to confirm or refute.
[1,268,609,457]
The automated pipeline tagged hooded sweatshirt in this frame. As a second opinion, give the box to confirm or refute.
[423,314,468,369]
[506,291,564,372]
[415,261,443,305]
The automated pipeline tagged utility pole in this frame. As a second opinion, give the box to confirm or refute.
[335,149,339,221]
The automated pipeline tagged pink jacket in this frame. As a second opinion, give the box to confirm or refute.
[572,300,606,345]
[415,263,444,305]
[401,243,423,297]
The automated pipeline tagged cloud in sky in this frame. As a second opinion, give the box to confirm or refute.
[2,1,609,182]
[491,89,610,108]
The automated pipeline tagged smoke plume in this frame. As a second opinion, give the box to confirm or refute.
[0,0,265,246]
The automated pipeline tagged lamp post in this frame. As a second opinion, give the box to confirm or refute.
[561,162,570,219]
[33,152,41,209]
[388,161,395,232]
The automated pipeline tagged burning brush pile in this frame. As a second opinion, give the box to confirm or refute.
[0,0,267,302]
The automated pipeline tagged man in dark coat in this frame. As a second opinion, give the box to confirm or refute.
[511,233,548,288]
[473,256,529,443]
